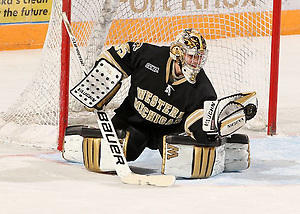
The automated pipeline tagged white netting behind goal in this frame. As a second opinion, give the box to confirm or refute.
[0,0,273,147]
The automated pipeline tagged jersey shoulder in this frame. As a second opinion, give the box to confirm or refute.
[129,42,169,55]
[195,69,217,99]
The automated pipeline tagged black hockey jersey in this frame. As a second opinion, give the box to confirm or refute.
[101,42,217,143]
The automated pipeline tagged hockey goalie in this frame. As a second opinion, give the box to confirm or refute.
[63,28,258,179]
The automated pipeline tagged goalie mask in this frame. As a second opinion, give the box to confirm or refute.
[170,28,208,84]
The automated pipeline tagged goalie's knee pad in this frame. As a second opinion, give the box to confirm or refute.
[161,134,226,179]
[224,134,250,172]
[62,125,129,173]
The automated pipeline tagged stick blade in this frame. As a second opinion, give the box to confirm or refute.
[121,173,176,187]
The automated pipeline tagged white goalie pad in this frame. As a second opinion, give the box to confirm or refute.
[224,134,250,172]
[63,134,84,163]
[70,58,123,109]
[161,134,250,178]
[63,125,128,172]
[225,143,250,171]
[63,129,114,172]
[203,92,258,137]
[161,135,225,178]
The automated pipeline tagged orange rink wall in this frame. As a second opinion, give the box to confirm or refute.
[0,9,300,51]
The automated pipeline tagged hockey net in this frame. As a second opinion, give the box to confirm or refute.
[0,0,276,150]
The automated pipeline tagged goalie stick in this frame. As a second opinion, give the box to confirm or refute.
[61,12,176,186]
[96,110,175,186]
[61,12,88,75]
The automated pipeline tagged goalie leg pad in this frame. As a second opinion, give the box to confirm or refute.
[63,125,129,172]
[224,134,250,172]
[161,134,225,178]
[83,137,102,172]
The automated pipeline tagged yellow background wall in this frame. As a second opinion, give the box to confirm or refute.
[0,0,52,50]
[0,9,299,51]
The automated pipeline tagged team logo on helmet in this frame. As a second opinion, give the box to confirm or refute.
[182,28,206,53]
[183,30,200,49]
[170,28,208,84]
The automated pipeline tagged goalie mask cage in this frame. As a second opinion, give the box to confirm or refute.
[0,0,281,150]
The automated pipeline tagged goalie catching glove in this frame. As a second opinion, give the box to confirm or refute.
[70,58,123,109]
[203,91,258,137]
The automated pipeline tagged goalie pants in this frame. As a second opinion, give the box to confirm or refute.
[112,114,183,161]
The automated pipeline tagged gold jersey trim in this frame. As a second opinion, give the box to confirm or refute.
[184,109,204,136]
[165,57,187,85]
[99,51,129,79]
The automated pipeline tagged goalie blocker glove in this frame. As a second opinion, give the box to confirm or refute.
[70,58,123,110]
[202,92,258,137]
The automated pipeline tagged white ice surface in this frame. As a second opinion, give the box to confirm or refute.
[0,35,300,213]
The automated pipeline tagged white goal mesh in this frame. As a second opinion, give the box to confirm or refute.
[0,0,273,148]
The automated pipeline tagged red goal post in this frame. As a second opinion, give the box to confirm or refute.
[268,0,282,136]
[59,0,71,151]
